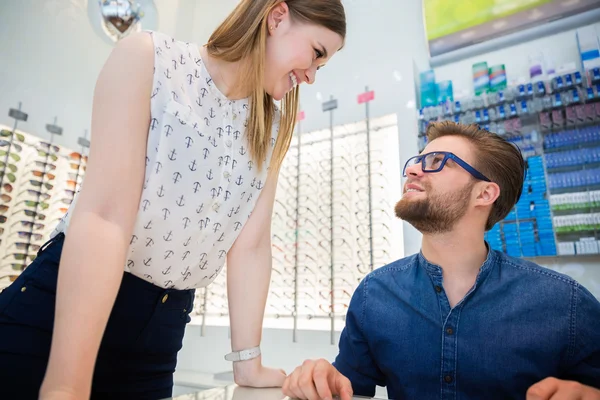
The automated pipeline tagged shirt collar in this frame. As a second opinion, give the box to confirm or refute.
[417,241,497,284]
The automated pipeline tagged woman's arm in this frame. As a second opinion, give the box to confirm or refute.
[39,32,154,399]
[226,168,287,387]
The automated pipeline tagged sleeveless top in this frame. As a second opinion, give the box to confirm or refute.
[51,31,280,290]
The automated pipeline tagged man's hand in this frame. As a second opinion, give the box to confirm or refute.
[527,377,600,400]
[282,359,353,400]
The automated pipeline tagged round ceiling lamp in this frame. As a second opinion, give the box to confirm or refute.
[88,0,158,45]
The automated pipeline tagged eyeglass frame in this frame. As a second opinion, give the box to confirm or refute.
[402,151,491,182]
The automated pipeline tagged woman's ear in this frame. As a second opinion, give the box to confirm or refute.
[267,2,290,34]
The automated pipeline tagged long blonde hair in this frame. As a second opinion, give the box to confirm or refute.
[205,0,346,172]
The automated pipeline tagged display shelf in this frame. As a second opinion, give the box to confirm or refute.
[0,124,87,289]
[192,114,402,336]
[419,72,600,259]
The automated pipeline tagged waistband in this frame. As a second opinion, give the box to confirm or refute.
[38,232,195,310]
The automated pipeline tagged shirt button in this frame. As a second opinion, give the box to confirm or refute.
[224,171,231,179]
[446,327,454,335]
[435,286,442,293]
[161,294,169,303]
[226,140,232,147]
[213,203,220,211]
[21,286,27,293]
[444,375,453,383]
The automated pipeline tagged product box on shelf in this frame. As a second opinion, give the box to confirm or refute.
[473,62,490,96]
[419,69,438,108]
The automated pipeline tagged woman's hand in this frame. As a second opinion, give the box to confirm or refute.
[233,356,287,388]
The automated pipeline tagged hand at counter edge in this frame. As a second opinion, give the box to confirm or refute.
[282,359,353,400]
[233,355,287,388]
[527,377,600,400]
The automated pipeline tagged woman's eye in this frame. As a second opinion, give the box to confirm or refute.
[315,49,323,59]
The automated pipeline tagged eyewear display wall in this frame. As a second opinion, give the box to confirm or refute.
[0,125,87,288]
[193,114,403,339]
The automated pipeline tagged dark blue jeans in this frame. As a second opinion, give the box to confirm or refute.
[0,232,195,399]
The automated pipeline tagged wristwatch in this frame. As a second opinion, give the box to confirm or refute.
[224,346,261,362]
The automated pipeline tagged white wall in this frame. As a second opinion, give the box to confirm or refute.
[0,0,201,148]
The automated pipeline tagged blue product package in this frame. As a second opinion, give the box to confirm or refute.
[522,246,537,257]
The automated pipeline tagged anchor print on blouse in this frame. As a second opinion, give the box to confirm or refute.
[125,32,278,290]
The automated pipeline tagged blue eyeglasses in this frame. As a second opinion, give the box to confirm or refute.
[402,151,491,182]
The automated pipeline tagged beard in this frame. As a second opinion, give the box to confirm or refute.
[394,182,475,234]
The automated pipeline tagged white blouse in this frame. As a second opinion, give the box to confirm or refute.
[52,31,280,290]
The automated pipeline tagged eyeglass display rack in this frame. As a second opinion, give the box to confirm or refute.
[417,67,600,258]
[194,113,400,341]
[0,105,88,289]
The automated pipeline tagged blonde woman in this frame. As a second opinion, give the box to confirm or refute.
[0,1,345,398]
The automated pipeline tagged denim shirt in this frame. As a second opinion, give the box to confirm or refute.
[333,248,600,400]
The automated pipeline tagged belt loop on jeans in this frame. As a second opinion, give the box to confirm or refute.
[38,232,65,256]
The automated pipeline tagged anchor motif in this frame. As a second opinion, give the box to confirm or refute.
[185,136,193,148]
[173,171,182,183]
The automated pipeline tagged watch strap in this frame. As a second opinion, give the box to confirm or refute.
[224,346,261,362]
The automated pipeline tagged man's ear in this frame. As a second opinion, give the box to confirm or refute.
[475,181,500,207]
